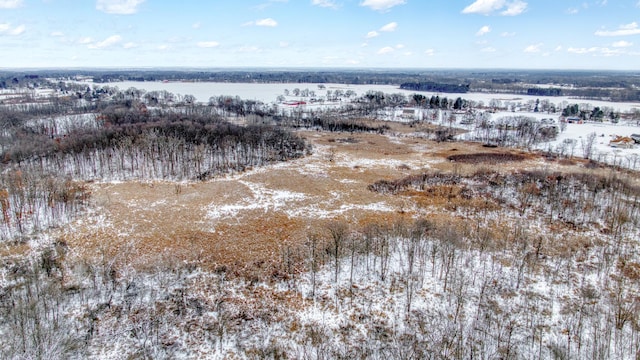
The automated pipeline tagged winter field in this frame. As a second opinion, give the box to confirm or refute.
[4,125,640,359]
[1,81,640,359]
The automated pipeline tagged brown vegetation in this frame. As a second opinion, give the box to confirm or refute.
[447,152,527,163]
[49,128,613,279]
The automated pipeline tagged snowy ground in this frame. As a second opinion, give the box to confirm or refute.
[547,120,640,165]
[2,115,640,358]
[451,109,640,168]
[65,80,640,167]
[84,80,640,113]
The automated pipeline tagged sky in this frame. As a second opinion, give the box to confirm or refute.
[0,0,639,70]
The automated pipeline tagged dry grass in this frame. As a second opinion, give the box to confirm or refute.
[52,124,611,276]
[403,186,501,212]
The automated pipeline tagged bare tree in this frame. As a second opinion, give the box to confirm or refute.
[327,221,348,283]
[581,132,597,159]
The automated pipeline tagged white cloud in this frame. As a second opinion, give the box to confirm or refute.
[377,46,395,54]
[524,43,543,53]
[476,25,491,36]
[366,31,379,39]
[0,0,22,9]
[395,44,404,49]
[253,0,289,10]
[197,41,220,48]
[463,0,504,14]
[96,0,145,15]
[78,37,93,44]
[312,0,339,9]
[360,0,406,11]
[255,18,278,27]
[279,41,289,47]
[621,22,638,30]
[595,22,640,36]
[424,49,435,56]
[566,7,579,14]
[192,22,201,29]
[501,31,515,37]
[567,46,623,56]
[236,46,262,53]
[554,45,563,51]
[157,44,169,50]
[366,22,397,39]
[501,0,526,15]
[0,23,25,36]
[8,24,24,35]
[462,0,527,16]
[123,42,138,49]
[50,31,64,37]
[380,22,397,32]
[88,35,122,49]
[612,40,632,47]
[481,46,496,52]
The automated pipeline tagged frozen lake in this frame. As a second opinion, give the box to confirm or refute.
[102,81,640,113]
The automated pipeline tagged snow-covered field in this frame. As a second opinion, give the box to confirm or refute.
[99,81,640,113]
[550,121,640,164]
[480,111,640,167]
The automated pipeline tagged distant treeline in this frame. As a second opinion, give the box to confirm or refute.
[527,88,562,96]
[3,69,640,101]
[399,82,470,93]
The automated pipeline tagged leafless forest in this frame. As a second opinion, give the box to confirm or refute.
[0,73,639,359]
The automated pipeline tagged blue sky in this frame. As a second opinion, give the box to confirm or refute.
[1,0,639,70]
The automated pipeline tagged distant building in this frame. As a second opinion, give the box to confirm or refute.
[282,100,306,106]
[609,136,635,149]
[401,109,416,120]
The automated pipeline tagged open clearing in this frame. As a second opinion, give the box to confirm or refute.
[60,122,570,275]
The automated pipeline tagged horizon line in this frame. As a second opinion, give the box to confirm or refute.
[1,66,640,74]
